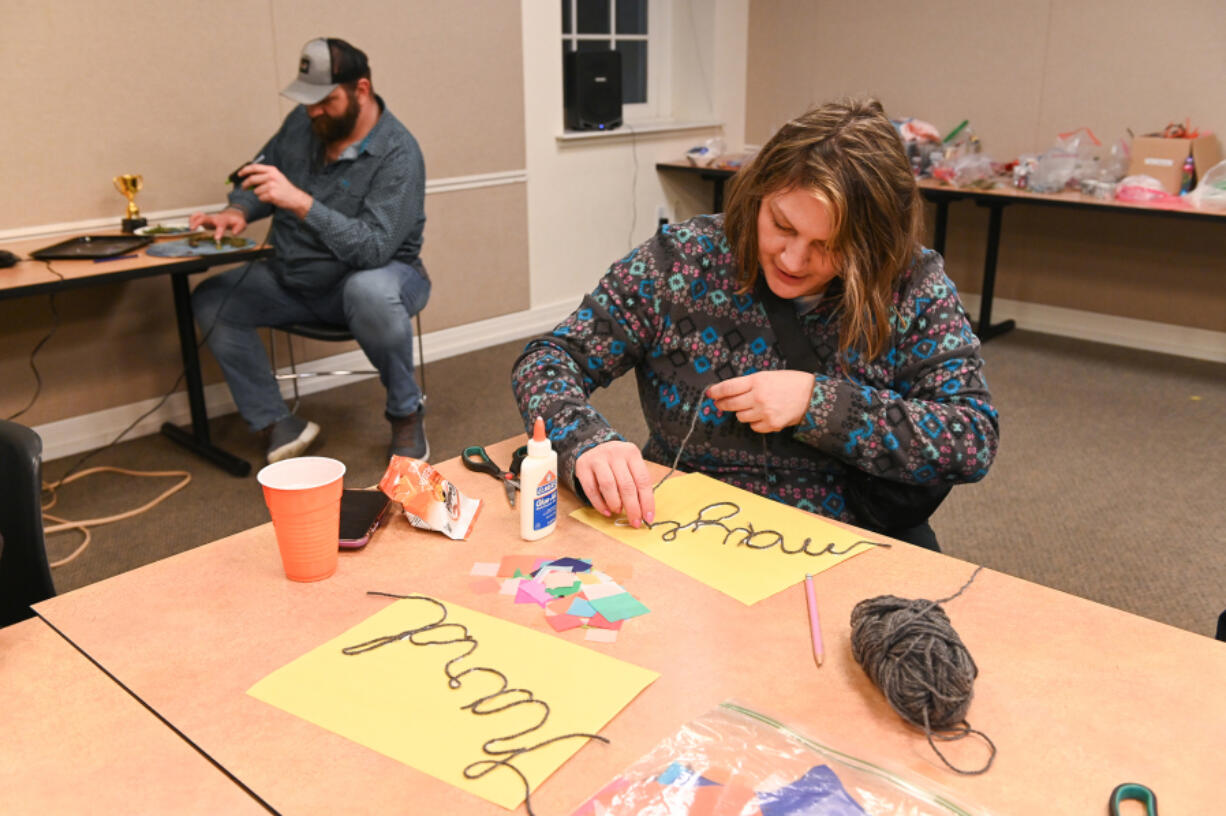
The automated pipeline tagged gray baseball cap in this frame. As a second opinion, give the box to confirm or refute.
[281,38,369,105]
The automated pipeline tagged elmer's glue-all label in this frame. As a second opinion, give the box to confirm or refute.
[519,417,558,540]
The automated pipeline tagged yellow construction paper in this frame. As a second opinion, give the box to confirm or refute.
[248,595,658,809]
[572,472,886,605]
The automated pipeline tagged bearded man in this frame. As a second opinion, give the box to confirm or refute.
[191,38,430,464]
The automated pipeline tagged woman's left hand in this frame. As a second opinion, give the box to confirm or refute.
[707,371,815,433]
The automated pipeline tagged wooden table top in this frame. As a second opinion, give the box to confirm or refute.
[917,177,1226,221]
[31,437,1226,814]
[0,232,270,298]
[0,617,266,815]
[654,157,1226,222]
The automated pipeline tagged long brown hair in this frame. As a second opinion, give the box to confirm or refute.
[724,98,922,362]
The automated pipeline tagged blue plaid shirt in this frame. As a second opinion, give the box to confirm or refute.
[228,96,426,294]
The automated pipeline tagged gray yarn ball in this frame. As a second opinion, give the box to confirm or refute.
[850,594,978,731]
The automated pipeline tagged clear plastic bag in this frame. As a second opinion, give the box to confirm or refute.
[1029,128,1100,193]
[686,137,727,167]
[929,120,992,185]
[893,118,943,177]
[1186,158,1226,211]
[1099,137,1130,182]
[930,151,997,187]
[948,153,995,187]
[571,702,991,816]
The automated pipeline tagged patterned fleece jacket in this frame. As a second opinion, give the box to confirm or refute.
[511,214,999,527]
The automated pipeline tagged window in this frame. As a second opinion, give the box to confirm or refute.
[562,0,663,120]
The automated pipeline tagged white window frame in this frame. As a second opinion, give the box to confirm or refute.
[562,0,671,123]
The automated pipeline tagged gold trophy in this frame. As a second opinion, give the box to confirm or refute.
[113,173,147,233]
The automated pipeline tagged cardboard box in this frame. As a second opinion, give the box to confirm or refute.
[1128,133,1223,194]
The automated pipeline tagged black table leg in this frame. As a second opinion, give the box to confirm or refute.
[712,177,726,213]
[932,199,949,257]
[160,270,251,477]
[974,202,1016,342]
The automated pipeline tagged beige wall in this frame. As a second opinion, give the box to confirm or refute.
[745,0,1226,332]
[0,0,527,425]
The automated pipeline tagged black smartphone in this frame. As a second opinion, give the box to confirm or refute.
[227,153,266,187]
[339,489,392,550]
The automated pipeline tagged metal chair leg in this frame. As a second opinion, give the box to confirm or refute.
[287,329,301,412]
[267,314,426,412]
[268,328,303,414]
[415,311,426,403]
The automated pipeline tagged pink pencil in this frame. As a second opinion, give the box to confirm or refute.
[804,574,824,667]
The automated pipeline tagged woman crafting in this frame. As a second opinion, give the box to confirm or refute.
[511,99,999,551]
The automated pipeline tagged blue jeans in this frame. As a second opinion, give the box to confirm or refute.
[192,259,431,431]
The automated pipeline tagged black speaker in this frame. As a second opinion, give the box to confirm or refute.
[564,50,622,131]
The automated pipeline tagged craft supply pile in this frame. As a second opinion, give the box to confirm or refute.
[896,115,1226,210]
[469,555,649,644]
[236,447,1003,815]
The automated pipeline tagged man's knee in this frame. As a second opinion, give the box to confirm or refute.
[191,275,228,323]
[342,268,416,326]
[341,275,397,316]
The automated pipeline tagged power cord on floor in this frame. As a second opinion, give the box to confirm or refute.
[20,257,258,566]
[41,467,192,567]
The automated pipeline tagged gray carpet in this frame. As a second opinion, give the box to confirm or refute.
[40,330,1226,638]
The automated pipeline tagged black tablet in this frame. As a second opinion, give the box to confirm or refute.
[30,235,152,260]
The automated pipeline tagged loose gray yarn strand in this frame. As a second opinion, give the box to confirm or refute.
[653,407,777,492]
[654,407,703,490]
[850,566,996,775]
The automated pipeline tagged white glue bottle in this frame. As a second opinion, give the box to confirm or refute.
[519,417,558,541]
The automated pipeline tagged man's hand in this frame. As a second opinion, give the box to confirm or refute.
[238,163,313,218]
[575,441,655,528]
[188,208,248,245]
[707,371,816,433]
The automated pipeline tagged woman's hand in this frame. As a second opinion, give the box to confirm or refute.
[707,371,815,433]
[574,441,655,528]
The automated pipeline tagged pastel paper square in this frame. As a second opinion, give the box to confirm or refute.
[566,597,597,618]
[584,628,619,643]
[588,593,650,623]
[580,581,624,601]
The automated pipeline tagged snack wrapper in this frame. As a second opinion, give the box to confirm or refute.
[378,456,481,541]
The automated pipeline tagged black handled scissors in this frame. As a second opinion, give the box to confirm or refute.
[462,445,527,508]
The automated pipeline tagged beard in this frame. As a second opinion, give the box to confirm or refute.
[310,89,360,144]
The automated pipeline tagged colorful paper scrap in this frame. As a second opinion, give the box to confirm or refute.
[472,555,649,643]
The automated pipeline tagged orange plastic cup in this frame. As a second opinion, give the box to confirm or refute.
[256,456,347,582]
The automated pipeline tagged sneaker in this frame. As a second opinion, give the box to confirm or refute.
[389,407,429,460]
[264,415,321,464]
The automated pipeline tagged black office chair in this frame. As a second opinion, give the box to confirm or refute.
[0,419,56,626]
[269,315,426,409]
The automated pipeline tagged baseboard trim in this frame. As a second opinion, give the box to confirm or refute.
[961,294,1226,363]
[32,295,1224,462]
[33,298,577,463]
